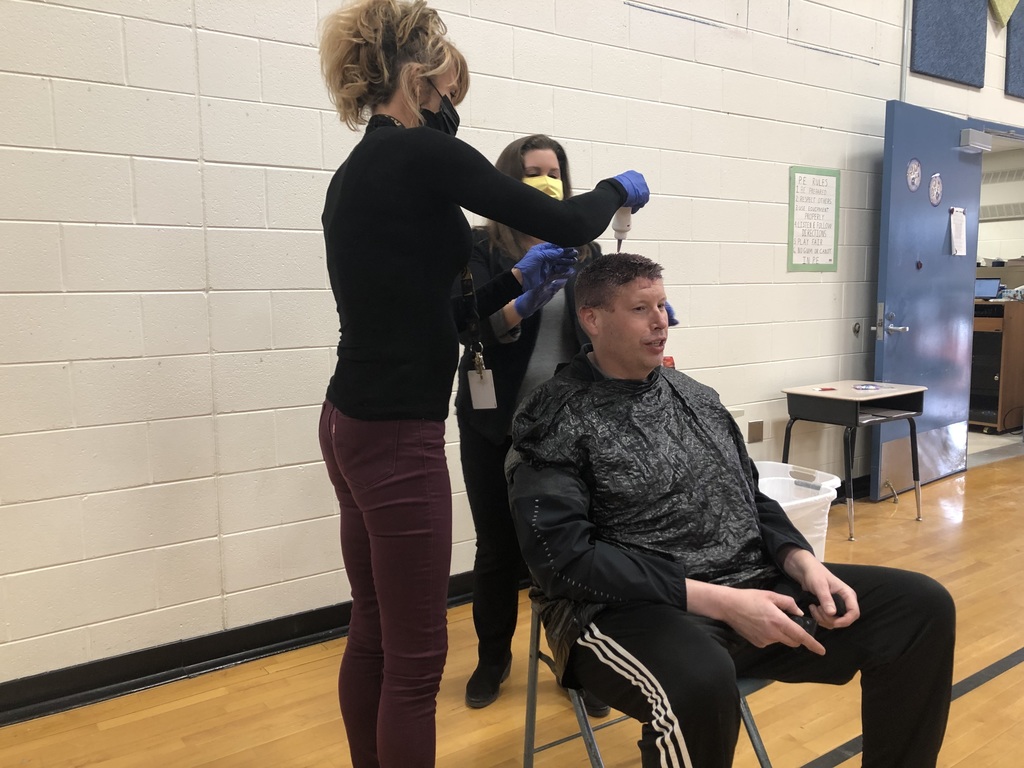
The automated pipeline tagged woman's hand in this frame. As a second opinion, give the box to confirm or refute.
[612,170,650,212]
[512,243,578,291]
[513,272,572,319]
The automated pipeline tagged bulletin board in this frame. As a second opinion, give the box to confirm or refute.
[910,0,987,88]
[1009,11,1024,99]
[787,167,840,273]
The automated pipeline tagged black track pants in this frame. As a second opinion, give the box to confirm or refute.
[569,564,955,768]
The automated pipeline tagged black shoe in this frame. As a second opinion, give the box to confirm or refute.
[465,657,512,709]
[561,685,612,718]
[580,688,611,718]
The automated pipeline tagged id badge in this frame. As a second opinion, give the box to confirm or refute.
[468,368,497,410]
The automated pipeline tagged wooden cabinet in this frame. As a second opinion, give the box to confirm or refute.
[970,300,1024,432]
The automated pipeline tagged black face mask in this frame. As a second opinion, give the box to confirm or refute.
[421,82,460,136]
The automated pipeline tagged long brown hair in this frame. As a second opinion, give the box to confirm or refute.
[484,134,593,263]
[319,0,469,130]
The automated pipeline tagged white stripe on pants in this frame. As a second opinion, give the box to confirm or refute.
[578,624,694,768]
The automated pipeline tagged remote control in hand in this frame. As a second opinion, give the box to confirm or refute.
[808,593,847,619]
[788,612,817,635]
[831,593,847,617]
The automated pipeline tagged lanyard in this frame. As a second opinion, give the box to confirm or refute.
[460,266,486,376]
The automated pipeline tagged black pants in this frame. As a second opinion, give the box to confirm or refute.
[569,564,955,768]
[459,422,529,666]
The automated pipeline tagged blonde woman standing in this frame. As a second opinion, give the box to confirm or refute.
[318,1,649,765]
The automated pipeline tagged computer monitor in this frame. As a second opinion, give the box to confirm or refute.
[975,277,1001,299]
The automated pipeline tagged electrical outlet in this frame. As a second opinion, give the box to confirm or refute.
[747,420,764,443]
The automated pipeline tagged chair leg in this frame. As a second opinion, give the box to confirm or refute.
[567,689,606,768]
[523,607,541,768]
[524,603,607,768]
[739,694,773,768]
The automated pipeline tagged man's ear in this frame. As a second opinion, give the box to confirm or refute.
[578,305,599,338]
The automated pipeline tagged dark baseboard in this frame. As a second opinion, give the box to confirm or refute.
[4,487,864,730]
[0,571,477,727]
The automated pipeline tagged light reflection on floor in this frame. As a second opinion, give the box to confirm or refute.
[935,474,966,523]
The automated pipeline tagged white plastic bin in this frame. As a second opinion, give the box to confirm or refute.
[754,461,840,562]
[754,460,841,490]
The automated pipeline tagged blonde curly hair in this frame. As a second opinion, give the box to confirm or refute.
[320,0,468,130]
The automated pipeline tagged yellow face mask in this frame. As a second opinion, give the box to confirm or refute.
[522,174,564,201]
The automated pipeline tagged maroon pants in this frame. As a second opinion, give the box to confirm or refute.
[319,401,452,768]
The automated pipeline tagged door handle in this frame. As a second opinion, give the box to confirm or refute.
[886,324,910,335]
[873,302,885,341]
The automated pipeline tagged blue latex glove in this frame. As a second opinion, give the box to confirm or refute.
[613,170,650,213]
[665,300,679,327]
[514,272,572,318]
[516,243,578,292]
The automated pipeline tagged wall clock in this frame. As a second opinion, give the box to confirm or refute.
[928,173,943,206]
[906,158,922,191]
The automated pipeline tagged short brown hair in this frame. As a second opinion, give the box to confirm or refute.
[575,252,663,310]
[319,0,469,130]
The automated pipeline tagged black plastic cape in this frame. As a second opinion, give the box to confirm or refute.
[506,347,812,682]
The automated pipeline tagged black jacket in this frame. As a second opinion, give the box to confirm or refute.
[506,349,812,681]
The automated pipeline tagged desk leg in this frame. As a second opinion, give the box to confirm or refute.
[843,427,856,541]
[908,417,922,522]
[781,419,796,464]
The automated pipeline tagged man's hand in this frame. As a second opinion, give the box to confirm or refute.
[686,580,826,655]
[780,546,860,630]
[720,587,827,655]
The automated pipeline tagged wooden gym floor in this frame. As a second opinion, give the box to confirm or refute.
[1,455,1022,767]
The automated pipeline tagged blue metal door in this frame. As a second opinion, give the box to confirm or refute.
[872,101,982,499]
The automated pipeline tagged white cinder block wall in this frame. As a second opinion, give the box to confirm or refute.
[2,0,1023,684]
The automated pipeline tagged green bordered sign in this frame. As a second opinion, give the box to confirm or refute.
[788,166,840,272]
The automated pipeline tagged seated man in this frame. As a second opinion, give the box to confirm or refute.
[505,252,955,768]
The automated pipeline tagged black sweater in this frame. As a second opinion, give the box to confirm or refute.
[454,229,599,444]
[322,116,628,420]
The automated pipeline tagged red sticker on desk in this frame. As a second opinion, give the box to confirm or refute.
[814,387,836,391]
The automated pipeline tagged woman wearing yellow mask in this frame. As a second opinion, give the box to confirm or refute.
[454,134,608,715]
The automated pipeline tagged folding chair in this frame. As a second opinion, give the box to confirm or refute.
[523,602,774,767]
[523,601,629,768]
[738,676,774,767]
